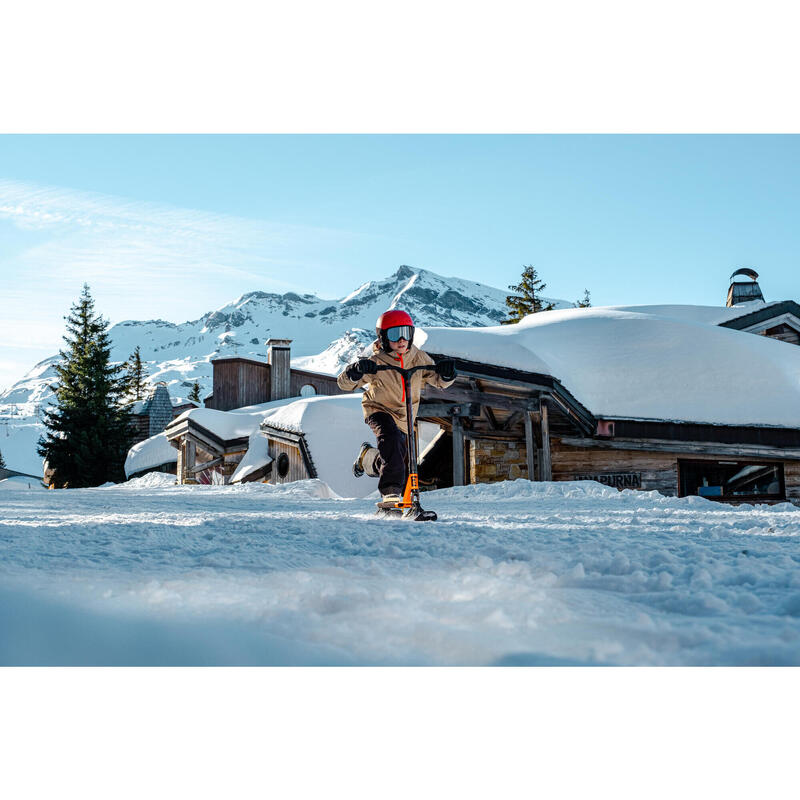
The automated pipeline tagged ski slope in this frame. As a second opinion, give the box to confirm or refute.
[1,477,799,666]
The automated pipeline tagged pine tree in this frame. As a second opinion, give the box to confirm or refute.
[124,345,149,401]
[188,381,202,404]
[576,289,591,308]
[502,265,555,324]
[0,448,6,470]
[37,284,132,488]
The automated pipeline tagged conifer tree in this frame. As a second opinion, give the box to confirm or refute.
[37,284,132,488]
[124,345,149,401]
[189,381,202,404]
[576,289,591,308]
[502,265,554,324]
[0,448,6,470]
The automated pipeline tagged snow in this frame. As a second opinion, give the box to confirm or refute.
[601,300,773,326]
[124,432,176,477]
[1,478,799,665]
[230,432,272,483]
[418,306,800,428]
[0,475,45,490]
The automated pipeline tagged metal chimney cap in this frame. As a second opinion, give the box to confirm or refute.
[729,267,759,283]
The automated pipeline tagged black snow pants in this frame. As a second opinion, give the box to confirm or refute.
[366,411,408,495]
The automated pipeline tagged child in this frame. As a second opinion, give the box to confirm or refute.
[337,309,456,502]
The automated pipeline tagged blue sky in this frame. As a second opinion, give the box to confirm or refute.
[1,134,799,391]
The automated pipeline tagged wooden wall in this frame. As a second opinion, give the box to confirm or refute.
[551,439,679,494]
[267,440,309,485]
[763,324,800,346]
[211,359,269,411]
[209,360,344,411]
[784,462,800,502]
[552,437,800,501]
[289,369,344,398]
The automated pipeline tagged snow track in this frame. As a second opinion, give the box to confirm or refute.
[1,478,799,665]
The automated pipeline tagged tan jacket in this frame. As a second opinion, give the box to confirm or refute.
[337,342,455,433]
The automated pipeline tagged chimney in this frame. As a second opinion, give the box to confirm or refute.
[267,339,292,401]
[727,268,764,307]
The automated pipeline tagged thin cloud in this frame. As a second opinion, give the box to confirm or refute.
[0,178,363,294]
[0,178,376,389]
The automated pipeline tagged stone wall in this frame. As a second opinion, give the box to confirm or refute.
[468,438,529,483]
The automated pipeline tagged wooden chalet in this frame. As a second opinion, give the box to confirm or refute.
[416,353,800,504]
[205,338,343,411]
[419,284,800,506]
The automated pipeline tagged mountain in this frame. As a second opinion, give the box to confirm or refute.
[0,265,571,474]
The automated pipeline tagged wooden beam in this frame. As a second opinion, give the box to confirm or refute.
[502,410,524,431]
[557,436,800,461]
[482,405,499,430]
[451,368,556,392]
[452,415,465,486]
[418,402,480,418]
[463,432,523,442]
[189,456,224,475]
[184,439,196,485]
[524,411,536,482]
[424,386,540,412]
[540,403,552,481]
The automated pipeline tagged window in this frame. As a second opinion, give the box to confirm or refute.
[299,384,317,397]
[276,452,290,478]
[678,460,784,502]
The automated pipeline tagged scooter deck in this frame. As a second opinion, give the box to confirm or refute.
[375,501,437,522]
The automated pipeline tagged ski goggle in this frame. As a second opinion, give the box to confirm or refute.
[385,325,413,342]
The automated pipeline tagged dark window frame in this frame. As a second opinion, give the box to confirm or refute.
[677,459,786,503]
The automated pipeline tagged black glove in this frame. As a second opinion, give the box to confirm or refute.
[345,358,378,381]
[435,359,456,381]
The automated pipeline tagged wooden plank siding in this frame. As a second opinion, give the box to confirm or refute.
[551,438,680,495]
[208,359,345,411]
[268,441,309,485]
[785,462,800,502]
[763,323,800,346]
[289,369,344,398]
[210,358,270,411]
[551,437,800,501]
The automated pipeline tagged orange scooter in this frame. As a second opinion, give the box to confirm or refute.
[372,363,445,522]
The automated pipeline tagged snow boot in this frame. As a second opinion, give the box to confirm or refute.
[353,442,379,478]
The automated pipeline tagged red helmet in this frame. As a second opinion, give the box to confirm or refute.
[376,309,415,352]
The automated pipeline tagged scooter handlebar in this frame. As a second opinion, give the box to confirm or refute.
[372,364,433,377]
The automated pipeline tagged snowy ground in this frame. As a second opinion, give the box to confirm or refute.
[1,476,800,666]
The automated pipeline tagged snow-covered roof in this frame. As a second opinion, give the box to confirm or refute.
[168,398,298,442]
[417,305,800,429]
[599,300,776,326]
[261,394,376,498]
[124,432,176,477]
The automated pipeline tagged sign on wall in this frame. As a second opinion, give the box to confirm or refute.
[574,472,642,489]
